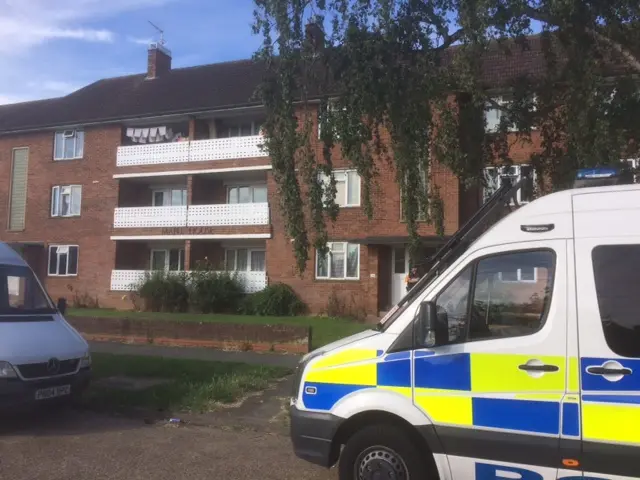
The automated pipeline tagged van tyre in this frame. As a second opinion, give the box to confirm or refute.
[338,424,429,480]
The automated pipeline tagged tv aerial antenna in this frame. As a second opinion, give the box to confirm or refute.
[148,21,165,46]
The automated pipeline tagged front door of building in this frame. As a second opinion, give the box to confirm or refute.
[391,246,409,306]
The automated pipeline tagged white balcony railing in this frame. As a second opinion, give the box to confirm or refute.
[110,270,268,293]
[114,206,187,228]
[113,203,269,229]
[116,141,190,167]
[188,203,269,227]
[116,135,268,167]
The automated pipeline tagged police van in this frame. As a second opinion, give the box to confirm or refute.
[290,167,639,480]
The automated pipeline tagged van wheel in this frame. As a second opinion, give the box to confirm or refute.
[338,424,429,480]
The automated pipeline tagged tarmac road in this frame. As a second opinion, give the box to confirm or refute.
[0,408,334,480]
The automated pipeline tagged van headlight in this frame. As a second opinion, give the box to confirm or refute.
[0,361,17,378]
[291,349,325,402]
[79,352,92,369]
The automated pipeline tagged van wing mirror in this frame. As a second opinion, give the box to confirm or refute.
[57,297,67,316]
[416,301,448,348]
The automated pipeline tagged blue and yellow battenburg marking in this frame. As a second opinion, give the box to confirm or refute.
[580,357,640,445]
[302,350,640,445]
[302,349,571,436]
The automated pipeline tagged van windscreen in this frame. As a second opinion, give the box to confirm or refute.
[0,265,55,316]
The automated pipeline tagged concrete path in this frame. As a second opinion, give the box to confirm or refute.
[89,341,302,369]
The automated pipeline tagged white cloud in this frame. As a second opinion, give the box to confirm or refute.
[127,36,153,46]
[0,0,173,103]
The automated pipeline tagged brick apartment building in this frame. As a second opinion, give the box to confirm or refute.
[0,40,576,316]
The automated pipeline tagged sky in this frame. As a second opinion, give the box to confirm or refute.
[0,0,264,105]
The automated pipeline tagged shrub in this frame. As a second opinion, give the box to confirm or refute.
[190,270,244,314]
[138,271,189,313]
[67,285,100,309]
[241,283,307,316]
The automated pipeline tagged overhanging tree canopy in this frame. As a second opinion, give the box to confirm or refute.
[252,0,640,273]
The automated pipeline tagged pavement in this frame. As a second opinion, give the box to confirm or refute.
[89,341,303,369]
[0,378,334,480]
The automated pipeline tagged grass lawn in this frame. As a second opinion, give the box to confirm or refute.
[68,308,371,349]
[83,353,290,413]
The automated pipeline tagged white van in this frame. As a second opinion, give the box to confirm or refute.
[0,242,91,408]
[290,169,639,480]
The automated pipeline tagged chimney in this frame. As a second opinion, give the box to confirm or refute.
[147,42,172,79]
[305,22,325,53]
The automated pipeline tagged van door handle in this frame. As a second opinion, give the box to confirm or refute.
[586,366,632,376]
[518,364,559,373]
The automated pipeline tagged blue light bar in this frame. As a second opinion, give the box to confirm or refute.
[576,167,621,180]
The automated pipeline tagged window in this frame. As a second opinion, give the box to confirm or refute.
[227,185,268,204]
[0,265,53,315]
[498,266,537,283]
[401,164,429,222]
[318,170,361,207]
[316,242,360,280]
[318,102,346,139]
[592,245,640,358]
[431,250,555,345]
[152,188,187,206]
[225,249,266,272]
[485,95,536,133]
[485,97,515,133]
[48,245,79,276]
[54,130,84,160]
[483,165,535,205]
[8,147,28,231]
[51,185,82,217]
[150,249,185,272]
[226,121,262,138]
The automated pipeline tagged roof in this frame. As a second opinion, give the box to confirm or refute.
[0,34,620,135]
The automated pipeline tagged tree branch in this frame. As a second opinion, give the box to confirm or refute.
[522,5,640,74]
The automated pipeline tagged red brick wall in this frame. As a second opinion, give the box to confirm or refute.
[0,126,121,306]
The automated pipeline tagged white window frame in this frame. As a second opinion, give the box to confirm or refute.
[318,170,361,207]
[48,245,79,277]
[315,242,360,280]
[226,184,268,204]
[485,94,537,133]
[54,129,84,161]
[151,187,187,206]
[150,248,185,272]
[401,163,430,222]
[51,185,82,217]
[498,267,538,284]
[224,248,266,272]
[318,101,346,139]
[483,165,536,205]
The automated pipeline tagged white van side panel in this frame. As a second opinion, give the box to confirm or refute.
[573,188,640,238]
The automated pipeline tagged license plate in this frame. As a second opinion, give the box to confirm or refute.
[35,385,71,400]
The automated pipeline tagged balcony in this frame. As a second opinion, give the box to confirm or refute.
[116,136,267,167]
[113,203,269,229]
[110,270,268,293]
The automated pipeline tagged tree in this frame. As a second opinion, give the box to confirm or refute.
[252,0,640,273]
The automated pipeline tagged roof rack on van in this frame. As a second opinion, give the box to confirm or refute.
[378,174,529,328]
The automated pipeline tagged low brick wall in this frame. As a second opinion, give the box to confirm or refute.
[68,316,310,354]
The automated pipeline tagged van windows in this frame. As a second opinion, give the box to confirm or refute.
[592,245,640,358]
[434,250,555,344]
[0,266,54,315]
